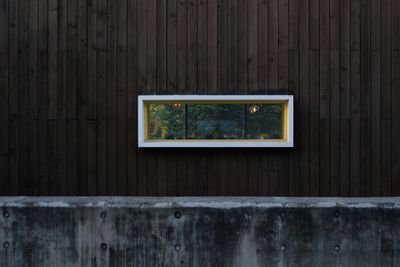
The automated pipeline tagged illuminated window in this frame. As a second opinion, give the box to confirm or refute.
[138,95,294,147]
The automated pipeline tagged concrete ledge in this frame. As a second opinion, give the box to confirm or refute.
[1,197,400,266]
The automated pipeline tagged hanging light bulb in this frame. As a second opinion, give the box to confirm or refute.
[249,104,259,114]
[172,103,182,109]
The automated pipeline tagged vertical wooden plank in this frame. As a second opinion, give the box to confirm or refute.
[360,0,370,98]
[320,0,329,119]
[208,0,218,94]
[157,0,168,196]
[197,0,208,195]
[87,0,97,195]
[278,0,289,91]
[127,0,138,196]
[9,0,18,195]
[117,0,128,195]
[166,0,178,195]
[176,0,187,195]
[87,121,97,195]
[381,0,391,120]
[258,0,268,91]
[248,0,258,195]
[198,0,207,95]
[309,0,319,49]
[18,0,29,194]
[340,0,351,119]
[39,0,49,195]
[350,0,361,196]
[360,119,371,196]
[188,0,198,94]
[257,0,268,196]
[147,0,158,196]
[47,0,57,189]
[186,0,198,195]
[309,0,319,195]
[207,0,218,195]
[380,0,391,196]
[177,0,187,94]
[371,0,381,51]
[217,0,227,195]
[97,0,108,195]
[227,0,237,95]
[391,51,400,195]
[392,0,400,49]
[268,0,278,90]
[340,0,351,196]
[107,0,117,195]
[77,0,88,195]
[319,0,329,196]
[298,0,309,196]
[237,0,247,95]
[340,119,351,196]
[329,0,340,197]
[370,0,382,196]
[268,0,279,196]
[330,50,340,196]
[67,0,78,195]
[381,120,391,195]
[288,0,298,50]
[288,0,298,196]
[38,1,49,195]
[309,50,320,196]
[350,51,361,196]
[237,0,248,195]
[48,0,58,120]
[350,0,360,50]
[360,0,371,196]
[227,0,238,195]
[371,51,381,196]
[57,0,68,195]
[0,0,9,194]
[28,0,39,195]
[278,0,289,196]
[319,119,330,196]
[330,0,340,50]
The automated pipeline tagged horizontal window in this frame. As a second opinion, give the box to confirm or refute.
[138,95,293,148]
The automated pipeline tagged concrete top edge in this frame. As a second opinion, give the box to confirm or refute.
[1,197,400,209]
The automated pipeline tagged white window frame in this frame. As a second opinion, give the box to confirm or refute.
[138,95,294,148]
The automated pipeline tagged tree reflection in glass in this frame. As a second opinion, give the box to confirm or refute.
[147,102,283,140]
[148,103,185,139]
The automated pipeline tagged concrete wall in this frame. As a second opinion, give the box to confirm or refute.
[0,197,400,267]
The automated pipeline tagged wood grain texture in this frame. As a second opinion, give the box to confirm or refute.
[1,0,397,197]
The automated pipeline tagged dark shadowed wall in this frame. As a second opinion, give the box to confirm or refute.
[0,0,399,196]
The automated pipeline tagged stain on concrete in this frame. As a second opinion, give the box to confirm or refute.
[1,197,400,266]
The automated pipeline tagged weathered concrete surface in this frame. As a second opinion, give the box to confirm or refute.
[1,197,400,267]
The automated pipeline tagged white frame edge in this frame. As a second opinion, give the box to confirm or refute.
[138,95,294,148]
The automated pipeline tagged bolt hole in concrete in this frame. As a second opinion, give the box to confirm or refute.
[175,211,181,219]
[174,244,181,252]
[334,210,340,218]
[100,211,107,219]
[2,211,9,218]
[100,243,107,250]
[279,211,286,220]
[334,245,341,252]
[3,241,9,249]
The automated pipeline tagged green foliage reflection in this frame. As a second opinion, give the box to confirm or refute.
[147,103,283,140]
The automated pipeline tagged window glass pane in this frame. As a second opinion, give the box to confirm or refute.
[246,104,283,139]
[187,104,244,139]
[146,102,284,140]
[148,103,185,140]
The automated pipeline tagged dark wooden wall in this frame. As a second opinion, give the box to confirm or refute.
[0,0,399,196]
